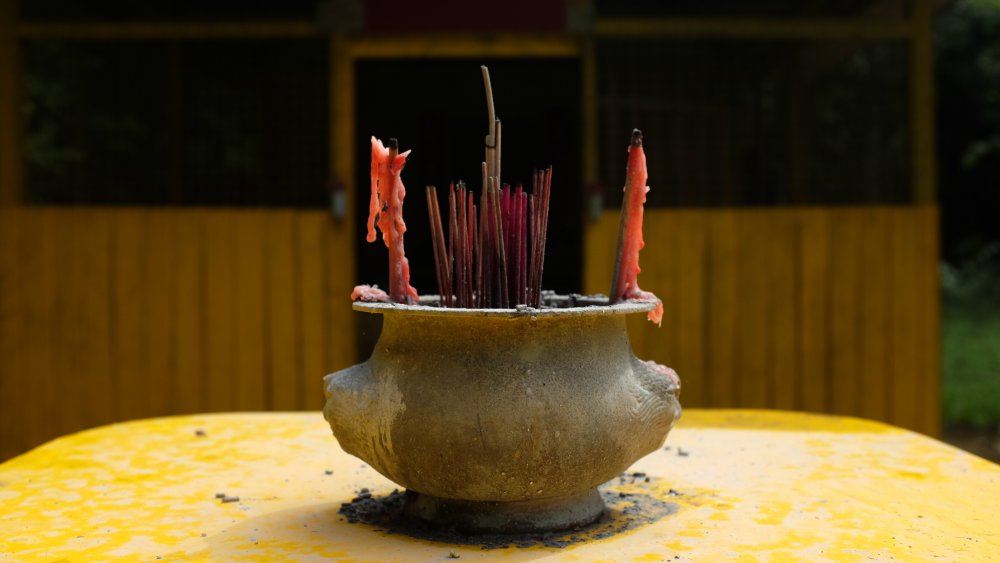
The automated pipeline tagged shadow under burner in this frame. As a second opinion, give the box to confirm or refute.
[337,472,678,550]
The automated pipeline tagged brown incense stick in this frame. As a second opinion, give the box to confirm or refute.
[448,183,458,307]
[490,181,508,308]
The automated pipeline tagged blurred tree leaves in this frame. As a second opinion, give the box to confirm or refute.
[937,0,1000,256]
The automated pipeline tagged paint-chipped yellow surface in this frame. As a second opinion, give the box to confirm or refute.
[0,410,997,562]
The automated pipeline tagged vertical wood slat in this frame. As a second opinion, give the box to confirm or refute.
[78,209,114,430]
[674,211,705,407]
[736,212,770,408]
[705,210,739,408]
[50,210,83,436]
[112,209,148,422]
[768,211,798,411]
[0,209,17,459]
[297,212,328,410]
[921,206,941,436]
[233,210,266,412]
[144,210,175,418]
[266,211,300,411]
[323,216,357,376]
[828,208,861,416]
[890,207,922,431]
[9,209,55,454]
[203,211,236,413]
[858,207,890,422]
[798,208,830,413]
[173,210,204,414]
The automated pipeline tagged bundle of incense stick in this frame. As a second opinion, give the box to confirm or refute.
[426,169,550,309]
[424,66,552,309]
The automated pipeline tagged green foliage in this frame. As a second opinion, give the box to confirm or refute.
[941,242,1000,429]
[937,0,1000,170]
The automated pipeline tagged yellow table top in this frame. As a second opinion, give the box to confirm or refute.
[0,410,997,562]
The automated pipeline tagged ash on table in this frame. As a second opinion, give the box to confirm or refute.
[336,474,676,550]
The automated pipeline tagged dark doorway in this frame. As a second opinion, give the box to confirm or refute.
[353,58,582,357]
[355,58,583,294]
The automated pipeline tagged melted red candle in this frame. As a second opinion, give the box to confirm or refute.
[351,284,390,303]
[612,134,664,325]
[365,136,419,304]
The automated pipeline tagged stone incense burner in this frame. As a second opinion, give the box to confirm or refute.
[323,295,681,533]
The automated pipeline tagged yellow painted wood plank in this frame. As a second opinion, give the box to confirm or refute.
[111,209,148,422]
[297,212,328,410]
[47,210,81,437]
[144,210,175,418]
[625,208,671,370]
[18,209,60,452]
[173,210,204,414]
[266,211,300,411]
[76,209,114,430]
[798,209,830,414]
[705,210,738,407]
[829,208,861,416]
[858,207,890,422]
[324,219,359,372]
[649,210,681,373]
[232,210,266,412]
[673,210,706,407]
[890,208,922,431]
[582,212,616,297]
[735,212,770,408]
[920,206,941,436]
[204,211,236,413]
[0,209,18,459]
[767,210,798,411]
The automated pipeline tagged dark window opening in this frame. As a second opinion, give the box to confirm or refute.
[23,38,329,207]
[597,38,910,207]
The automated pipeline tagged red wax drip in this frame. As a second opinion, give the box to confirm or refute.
[612,135,663,325]
[351,284,390,303]
[367,136,418,304]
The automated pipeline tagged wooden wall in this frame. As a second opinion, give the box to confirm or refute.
[586,205,940,436]
[0,207,355,461]
[0,205,939,461]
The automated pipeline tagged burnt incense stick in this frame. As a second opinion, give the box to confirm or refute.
[426,186,446,304]
[448,183,458,307]
[477,171,488,307]
[490,181,509,308]
[467,190,476,307]
[409,67,558,310]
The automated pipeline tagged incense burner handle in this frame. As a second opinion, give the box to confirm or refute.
[629,356,682,438]
[323,360,396,465]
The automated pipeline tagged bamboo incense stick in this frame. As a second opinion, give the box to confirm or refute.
[426,186,445,303]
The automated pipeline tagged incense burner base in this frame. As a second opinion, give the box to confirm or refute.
[402,488,604,534]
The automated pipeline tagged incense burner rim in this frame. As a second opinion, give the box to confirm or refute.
[352,293,657,318]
